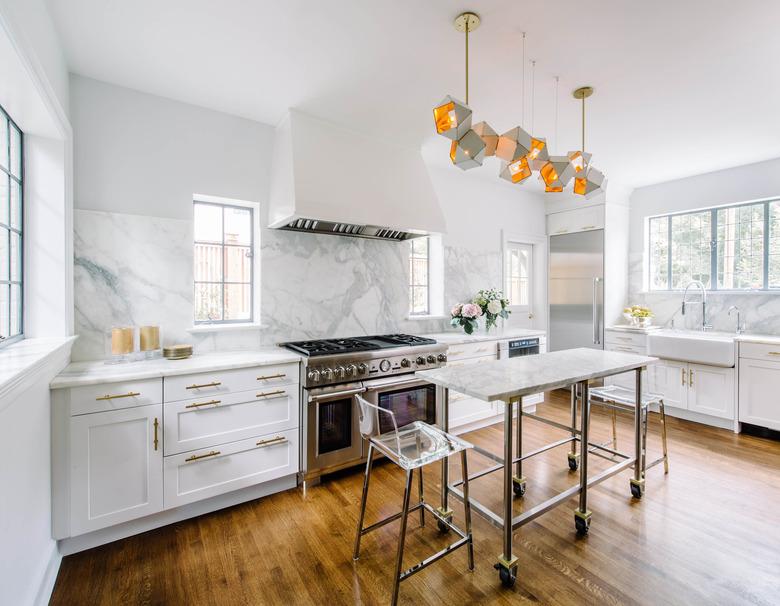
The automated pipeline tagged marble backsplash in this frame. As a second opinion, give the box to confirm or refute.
[72,209,511,361]
[627,252,780,334]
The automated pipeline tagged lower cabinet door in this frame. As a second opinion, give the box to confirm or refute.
[739,358,780,430]
[651,360,688,409]
[70,404,163,535]
[687,363,735,419]
[163,428,299,509]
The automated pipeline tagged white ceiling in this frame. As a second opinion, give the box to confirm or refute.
[45,0,780,190]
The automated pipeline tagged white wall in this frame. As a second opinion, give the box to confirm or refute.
[629,158,780,333]
[69,77,549,359]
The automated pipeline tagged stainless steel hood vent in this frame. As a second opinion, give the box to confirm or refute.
[268,110,446,240]
[279,218,415,241]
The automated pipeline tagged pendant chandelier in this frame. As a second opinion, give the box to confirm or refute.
[432,12,607,198]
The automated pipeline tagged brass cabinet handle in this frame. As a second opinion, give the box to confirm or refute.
[681,368,686,385]
[96,391,140,401]
[185,450,220,462]
[185,399,221,409]
[582,225,597,230]
[616,336,632,341]
[153,417,159,451]
[689,369,694,387]
[555,228,568,234]
[256,390,286,399]
[768,351,780,356]
[257,373,287,381]
[256,436,286,448]
[186,381,222,390]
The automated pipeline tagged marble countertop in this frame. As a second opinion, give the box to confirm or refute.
[606,324,661,334]
[423,328,546,346]
[735,334,780,346]
[51,348,302,389]
[418,347,657,402]
[1,337,76,400]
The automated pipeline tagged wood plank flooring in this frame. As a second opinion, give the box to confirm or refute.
[50,392,780,605]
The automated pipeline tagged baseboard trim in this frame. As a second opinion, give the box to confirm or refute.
[662,406,735,431]
[34,544,62,606]
[58,474,297,555]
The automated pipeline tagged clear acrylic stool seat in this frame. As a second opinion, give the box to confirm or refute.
[589,384,670,477]
[352,395,475,606]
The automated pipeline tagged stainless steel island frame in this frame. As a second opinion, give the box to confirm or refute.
[418,347,658,588]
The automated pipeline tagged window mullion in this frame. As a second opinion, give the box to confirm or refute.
[667,216,672,290]
[710,209,717,291]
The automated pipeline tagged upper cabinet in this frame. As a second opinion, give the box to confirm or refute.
[547,204,605,236]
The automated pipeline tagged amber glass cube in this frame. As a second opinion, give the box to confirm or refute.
[508,157,531,183]
[434,102,457,135]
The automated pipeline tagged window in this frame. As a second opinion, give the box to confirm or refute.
[193,200,254,323]
[504,242,532,310]
[0,105,23,345]
[648,199,780,291]
[409,237,429,315]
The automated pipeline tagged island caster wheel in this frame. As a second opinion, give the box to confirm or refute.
[567,455,579,472]
[437,518,452,533]
[513,482,526,498]
[630,481,644,499]
[494,563,517,588]
[574,515,590,536]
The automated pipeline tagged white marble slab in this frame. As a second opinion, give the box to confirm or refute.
[418,348,657,402]
[736,334,780,346]
[0,337,76,400]
[606,324,661,334]
[423,328,546,346]
[51,348,302,389]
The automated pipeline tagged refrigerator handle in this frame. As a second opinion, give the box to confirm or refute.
[592,278,601,345]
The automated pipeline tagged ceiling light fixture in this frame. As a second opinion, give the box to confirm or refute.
[571,86,607,198]
[433,12,486,170]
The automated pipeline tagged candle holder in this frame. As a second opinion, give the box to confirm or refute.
[105,326,136,364]
[139,325,162,359]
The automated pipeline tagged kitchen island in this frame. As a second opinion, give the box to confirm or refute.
[418,347,657,588]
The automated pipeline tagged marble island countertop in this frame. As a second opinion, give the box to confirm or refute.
[418,348,657,402]
[51,348,303,389]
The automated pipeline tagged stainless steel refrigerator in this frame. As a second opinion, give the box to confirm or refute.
[548,230,604,352]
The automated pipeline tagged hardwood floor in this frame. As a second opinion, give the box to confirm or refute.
[50,392,780,606]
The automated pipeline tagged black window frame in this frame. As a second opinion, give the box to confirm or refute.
[648,198,779,292]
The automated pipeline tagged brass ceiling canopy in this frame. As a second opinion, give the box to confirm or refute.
[454,12,480,33]
[572,86,594,100]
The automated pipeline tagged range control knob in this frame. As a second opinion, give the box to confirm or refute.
[357,363,368,374]
[437,353,447,362]
[307,369,321,382]
[322,368,333,380]
[335,366,346,379]
[416,356,426,365]
[400,358,411,368]
[379,359,391,372]
[346,364,357,376]
[427,355,436,364]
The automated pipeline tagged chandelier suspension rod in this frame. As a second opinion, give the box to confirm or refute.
[465,18,469,104]
[521,32,526,128]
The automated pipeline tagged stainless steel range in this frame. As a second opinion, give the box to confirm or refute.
[280,334,448,485]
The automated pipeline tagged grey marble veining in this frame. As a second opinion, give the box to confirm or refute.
[418,348,657,402]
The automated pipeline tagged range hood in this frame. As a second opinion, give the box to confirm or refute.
[268,110,446,241]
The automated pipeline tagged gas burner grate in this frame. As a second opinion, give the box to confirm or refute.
[279,334,438,357]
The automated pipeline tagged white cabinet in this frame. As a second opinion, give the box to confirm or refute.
[650,359,687,409]
[69,404,163,535]
[547,204,604,236]
[686,363,735,419]
[738,358,780,430]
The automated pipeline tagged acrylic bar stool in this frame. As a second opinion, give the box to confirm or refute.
[352,395,475,606]
[588,385,670,484]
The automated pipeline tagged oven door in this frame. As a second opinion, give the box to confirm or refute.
[363,376,439,434]
[306,383,365,474]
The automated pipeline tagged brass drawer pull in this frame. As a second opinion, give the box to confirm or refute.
[185,450,220,462]
[449,350,464,356]
[616,336,632,341]
[256,436,286,448]
[555,228,568,234]
[582,224,597,229]
[689,369,694,387]
[186,381,222,390]
[96,391,140,401]
[768,351,780,356]
[257,373,287,381]
[681,368,686,385]
[256,390,286,399]
[153,417,159,451]
[185,399,221,409]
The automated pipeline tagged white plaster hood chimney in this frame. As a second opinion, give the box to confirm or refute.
[268,110,446,240]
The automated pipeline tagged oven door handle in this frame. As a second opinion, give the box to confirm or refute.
[308,386,366,403]
[362,376,428,390]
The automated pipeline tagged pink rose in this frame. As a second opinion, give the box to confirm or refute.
[451,303,463,317]
[461,303,482,318]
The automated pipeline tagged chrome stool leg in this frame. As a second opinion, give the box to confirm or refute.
[418,465,425,527]
[391,469,414,606]
[641,405,649,480]
[659,399,669,474]
[353,442,374,561]
[460,449,474,571]
[568,384,579,471]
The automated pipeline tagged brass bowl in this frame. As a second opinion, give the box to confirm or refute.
[163,344,193,360]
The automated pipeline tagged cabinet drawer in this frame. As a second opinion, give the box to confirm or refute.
[71,379,163,416]
[164,387,299,455]
[547,204,604,235]
[739,342,780,362]
[163,428,298,508]
[164,363,298,403]
[604,342,646,355]
[446,341,498,362]
[605,331,647,348]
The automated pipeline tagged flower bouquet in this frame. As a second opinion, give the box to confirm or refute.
[451,289,512,334]
[623,305,654,327]
[450,302,483,335]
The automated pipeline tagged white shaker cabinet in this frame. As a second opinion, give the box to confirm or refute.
[69,403,163,535]
[686,363,735,419]
[738,357,780,430]
[650,359,688,409]
[546,204,605,236]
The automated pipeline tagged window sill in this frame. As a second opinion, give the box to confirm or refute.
[187,323,266,334]
[1,336,76,409]
[407,314,448,321]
